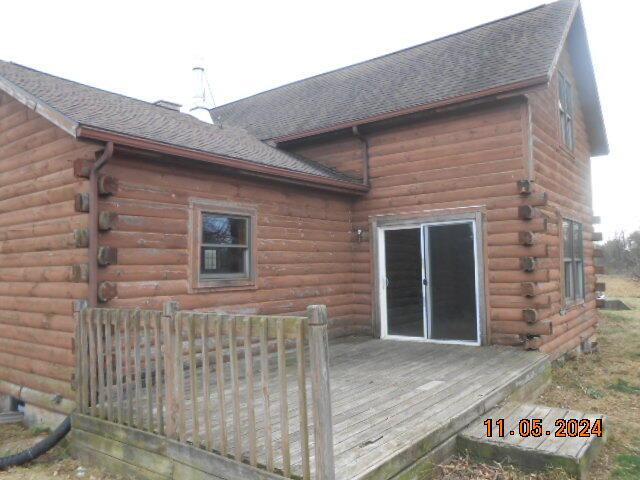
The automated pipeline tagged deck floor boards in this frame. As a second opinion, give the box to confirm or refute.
[124,336,547,479]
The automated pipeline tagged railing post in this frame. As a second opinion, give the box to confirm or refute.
[162,301,179,439]
[74,300,89,414]
[306,305,335,480]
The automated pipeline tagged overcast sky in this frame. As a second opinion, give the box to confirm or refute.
[1,1,636,240]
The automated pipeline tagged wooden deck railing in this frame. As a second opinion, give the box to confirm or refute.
[74,303,335,480]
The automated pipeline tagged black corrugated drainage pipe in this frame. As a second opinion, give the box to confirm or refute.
[0,416,71,470]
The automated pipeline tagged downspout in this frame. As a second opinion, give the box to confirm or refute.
[351,126,370,186]
[89,142,114,307]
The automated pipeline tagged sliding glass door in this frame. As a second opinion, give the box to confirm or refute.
[380,219,480,344]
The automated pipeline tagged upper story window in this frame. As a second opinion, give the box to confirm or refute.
[563,219,584,303]
[558,72,574,151]
[190,200,257,290]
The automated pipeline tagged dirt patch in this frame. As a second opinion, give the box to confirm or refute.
[0,423,119,480]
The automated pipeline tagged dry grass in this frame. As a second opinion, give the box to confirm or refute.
[433,275,640,480]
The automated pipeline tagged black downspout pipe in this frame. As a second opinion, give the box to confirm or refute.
[0,417,71,470]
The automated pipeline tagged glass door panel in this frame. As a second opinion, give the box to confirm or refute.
[426,222,478,342]
[384,228,424,337]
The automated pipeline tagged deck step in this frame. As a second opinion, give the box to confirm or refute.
[457,403,607,479]
[0,411,24,425]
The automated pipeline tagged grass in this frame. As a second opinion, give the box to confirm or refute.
[431,275,640,479]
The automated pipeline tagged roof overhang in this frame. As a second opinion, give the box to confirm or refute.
[564,5,609,156]
[0,74,78,137]
[271,76,549,144]
[76,126,369,195]
[0,72,367,195]
[271,2,608,157]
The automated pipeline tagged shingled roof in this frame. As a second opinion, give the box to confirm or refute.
[210,0,606,155]
[0,60,360,187]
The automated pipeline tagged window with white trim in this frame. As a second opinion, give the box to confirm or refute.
[558,72,574,151]
[563,219,584,302]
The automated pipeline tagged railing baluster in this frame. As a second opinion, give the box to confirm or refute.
[162,302,178,439]
[259,317,274,472]
[175,312,187,442]
[88,310,98,417]
[201,317,213,451]
[297,320,311,480]
[124,310,134,426]
[188,314,200,447]
[105,311,114,422]
[115,310,123,424]
[214,318,228,456]
[244,317,257,467]
[144,311,154,432]
[133,310,143,429]
[96,310,106,420]
[229,316,242,461]
[77,308,89,414]
[277,318,291,477]
[154,313,165,436]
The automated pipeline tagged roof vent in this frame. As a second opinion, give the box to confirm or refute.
[154,100,182,111]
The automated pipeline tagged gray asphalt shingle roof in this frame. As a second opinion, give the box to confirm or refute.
[0,60,356,183]
[210,1,576,140]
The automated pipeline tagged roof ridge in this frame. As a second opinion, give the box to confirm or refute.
[1,60,194,121]
[211,1,555,113]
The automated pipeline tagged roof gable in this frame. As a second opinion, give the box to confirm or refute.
[210,1,606,151]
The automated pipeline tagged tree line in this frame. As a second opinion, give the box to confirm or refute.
[602,230,640,278]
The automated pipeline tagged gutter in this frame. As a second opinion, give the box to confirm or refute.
[76,127,369,195]
[88,142,114,307]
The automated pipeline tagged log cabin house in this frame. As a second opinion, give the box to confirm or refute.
[0,1,608,478]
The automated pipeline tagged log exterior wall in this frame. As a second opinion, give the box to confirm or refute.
[527,42,599,357]
[0,92,99,406]
[96,155,361,336]
[0,34,601,411]
[347,100,543,344]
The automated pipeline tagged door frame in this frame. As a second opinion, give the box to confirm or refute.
[371,207,488,346]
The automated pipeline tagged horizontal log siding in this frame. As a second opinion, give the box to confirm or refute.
[350,101,532,341]
[287,134,365,182]
[0,92,99,406]
[97,156,360,337]
[528,43,598,358]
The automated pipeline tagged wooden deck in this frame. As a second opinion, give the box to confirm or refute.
[177,337,547,479]
[74,332,550,480]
